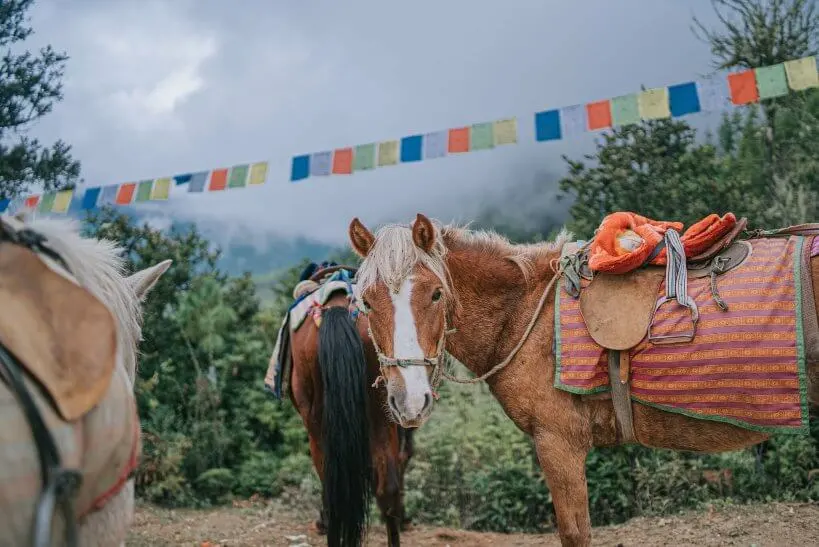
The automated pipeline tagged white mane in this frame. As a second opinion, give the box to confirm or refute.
[356,218,572,296]
[4,215,143,383]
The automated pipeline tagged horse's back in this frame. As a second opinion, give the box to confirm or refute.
[0,363,139,546]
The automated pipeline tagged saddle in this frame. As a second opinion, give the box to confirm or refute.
[0,239,118,422]
[568,218,751,444]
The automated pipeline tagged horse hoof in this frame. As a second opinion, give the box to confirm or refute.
[310,520,327,535]
[401,518,413,532]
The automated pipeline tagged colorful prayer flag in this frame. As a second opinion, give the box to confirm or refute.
[353,144,376,171]
[639,88,671,120]
[470,123,494,150]
[755,64,789,99]
[560,105,587,138]
[116,183,136,205]
[81,187,101,210]
[697,75,730,112]
[52,190,73,213]
[534,110,561,141]
[493,118,518,145]
[784,56,818,90]
[151,178,171,200]
[448,127,470,153]
[668,82,701,117]
[228,165,249,188]
[209,169,228,191]
[586,100,612,130]
[378,140,399,166]
[291,155,310,182]
[0,199,8,214]
[38,193,56,213]
[135,180,153,202]
[99,185,119,205]
[332,148,354,174]
[310,152,332,176]
[188,172,208,193]
[728,70,759,105]
[24,195,39,209]
[610,94,640,126]
[174,174,192,186]
[424,131,447,159]
[249,162,269,184]
[400,135,423,162]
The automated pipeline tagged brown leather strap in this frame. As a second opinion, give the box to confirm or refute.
[608,350,636,444]
[308,264,358,283]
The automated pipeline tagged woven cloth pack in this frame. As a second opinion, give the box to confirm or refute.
[555,236,812,433]
[589,212,738,274]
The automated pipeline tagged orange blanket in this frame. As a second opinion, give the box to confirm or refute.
[588,212,737,274]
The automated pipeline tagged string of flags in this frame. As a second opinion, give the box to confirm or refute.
[0,161,270,216]
[291,55,819,182]
[1,56,817,215]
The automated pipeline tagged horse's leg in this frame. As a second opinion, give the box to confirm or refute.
[397,428,414,531]
[375,456,402,547]
[77,479,134,547]
[534,431,591,547]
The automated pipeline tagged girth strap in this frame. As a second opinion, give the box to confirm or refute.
[0,343,81,547]
[608,350,636,444]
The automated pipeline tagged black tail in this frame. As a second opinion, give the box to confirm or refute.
[318,306,373,546]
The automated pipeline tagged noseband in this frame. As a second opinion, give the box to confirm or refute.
[0,222,81,547]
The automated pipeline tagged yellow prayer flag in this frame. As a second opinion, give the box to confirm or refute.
[51,190,73,213]
[784,56,818,91]
[493,118,517,145]
[378,140,399,166]
[638,88,671,120]
[249,162,268,185]
[151,178,171,200]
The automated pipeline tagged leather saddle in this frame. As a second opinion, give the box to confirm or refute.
[570,219,751,444]
[0,239,118,422]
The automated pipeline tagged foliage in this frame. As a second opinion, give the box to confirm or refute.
[0,0,80,198]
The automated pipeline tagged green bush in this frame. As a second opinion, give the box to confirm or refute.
[194,468,236,504]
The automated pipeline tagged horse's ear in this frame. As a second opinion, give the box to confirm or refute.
[349,218,375,257]
[128,259,172,301]
[412,214,436,254]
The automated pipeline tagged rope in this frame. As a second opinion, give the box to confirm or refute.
[442,261,563,384]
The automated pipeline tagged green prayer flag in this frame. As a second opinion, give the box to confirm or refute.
[228,165,249,188]
[755,64,789,99]
[136,180,153,202]
[470,122,494,150]
[611,94,640,126]
[354,144,376,170]
[38,193,56,213]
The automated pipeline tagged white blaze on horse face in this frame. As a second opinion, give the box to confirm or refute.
[391,276,433,418]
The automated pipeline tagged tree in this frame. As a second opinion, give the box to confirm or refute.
[0,0,80,199]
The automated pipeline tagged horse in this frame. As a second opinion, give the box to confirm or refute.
[270,263,414,546]
[0,214,170,546]
[347,213,819,547]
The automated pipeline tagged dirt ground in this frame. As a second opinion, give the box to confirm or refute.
[128,500,819,546]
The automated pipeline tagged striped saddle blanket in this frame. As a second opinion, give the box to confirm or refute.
[554,236,815,433]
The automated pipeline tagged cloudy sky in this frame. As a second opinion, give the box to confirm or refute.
[28,0,724,244]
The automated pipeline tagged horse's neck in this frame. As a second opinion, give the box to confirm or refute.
[444,250,552,378]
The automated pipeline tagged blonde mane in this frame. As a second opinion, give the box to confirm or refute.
[5,215,143,382]
[356,217,572,296]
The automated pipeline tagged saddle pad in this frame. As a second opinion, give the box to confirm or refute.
[264,270,355,400]
[0,363,140,545]
[0,242,118,421]
[555,236,810,434]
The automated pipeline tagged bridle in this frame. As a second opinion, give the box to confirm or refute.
[358,259,565,391]
[0,220,82,547]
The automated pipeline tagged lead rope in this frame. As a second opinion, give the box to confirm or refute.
[442,260,564,384]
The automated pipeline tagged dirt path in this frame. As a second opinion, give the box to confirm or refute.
[128,501,819,546]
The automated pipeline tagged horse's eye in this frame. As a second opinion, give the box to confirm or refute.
[361,299,371,311]
[431,289,442,303]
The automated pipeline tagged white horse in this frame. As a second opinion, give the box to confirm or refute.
[0,215,170,546]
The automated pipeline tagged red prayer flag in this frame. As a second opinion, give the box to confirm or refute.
[116,183,136,205]
[448,127,470,153]
[209,169,228,191]
[728,70,759,105]
[332,148,353,174]
[586,100,612,130]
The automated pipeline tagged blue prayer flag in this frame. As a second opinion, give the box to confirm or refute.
[0,199,9,214]
[174,174,193,185]
[81,187,102,210]
[291,155,310,182]
[668,82,701,117]
[400,135,423,162]
[534,110,562,142]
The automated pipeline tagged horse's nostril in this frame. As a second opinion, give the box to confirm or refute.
[422,392,432,412]
[388,395,399,415]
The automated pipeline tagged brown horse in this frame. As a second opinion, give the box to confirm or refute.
[284,268,414,546]
[347,213,819,547]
